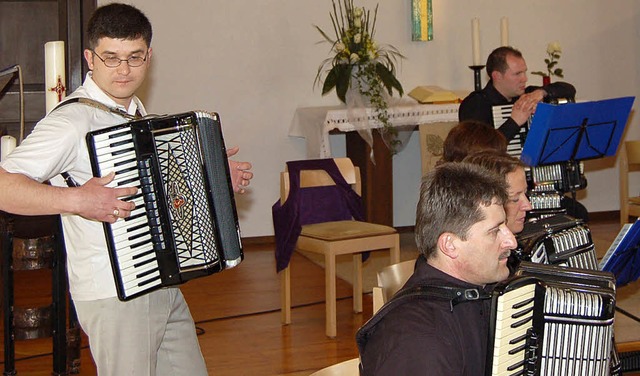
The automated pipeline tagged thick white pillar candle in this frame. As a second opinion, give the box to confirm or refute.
[1,135,16,161]
[45,41,66,114]
[472,18,481,65]
[500,17,509,46]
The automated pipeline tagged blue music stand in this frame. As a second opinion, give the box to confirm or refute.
[600,219,640,287]
[521,96,635,166]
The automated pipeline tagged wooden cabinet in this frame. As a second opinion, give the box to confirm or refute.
[0,0,96,141]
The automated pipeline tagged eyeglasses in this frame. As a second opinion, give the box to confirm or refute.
[91,50,148,68]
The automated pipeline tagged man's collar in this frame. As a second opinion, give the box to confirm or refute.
[485,80,513,104]
[84,72,143,117]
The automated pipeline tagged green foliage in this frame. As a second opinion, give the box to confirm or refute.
[531,44,564,79]
[314,0,405,153]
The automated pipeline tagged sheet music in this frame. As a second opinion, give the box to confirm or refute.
[599,222,634,270]
[599,218,640,286]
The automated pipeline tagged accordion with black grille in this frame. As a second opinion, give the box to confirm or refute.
[512,214,597,271]
[487,262,618,376]
[86,111,243,301]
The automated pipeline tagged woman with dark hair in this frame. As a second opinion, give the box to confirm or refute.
[439,121,508,164]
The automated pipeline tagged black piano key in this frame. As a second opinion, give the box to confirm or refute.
[136,266,160,279]
[137,274,162,287]
[117,176,141,186]
[129,237,153,250]
[133,256,157,269]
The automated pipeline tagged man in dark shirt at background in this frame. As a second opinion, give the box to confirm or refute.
[459,46,576,141]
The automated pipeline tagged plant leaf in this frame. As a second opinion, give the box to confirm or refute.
[335,64,352,103]
[322,66,339,96]
[314,25,336,44]
[375,63,403,96]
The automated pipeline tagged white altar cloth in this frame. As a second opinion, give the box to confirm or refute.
[289,98,460,158]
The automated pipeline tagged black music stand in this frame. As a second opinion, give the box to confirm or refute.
[521,96,635,167]
[600,219,640,286]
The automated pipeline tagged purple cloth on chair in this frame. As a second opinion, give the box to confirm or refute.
[272,159,365,272]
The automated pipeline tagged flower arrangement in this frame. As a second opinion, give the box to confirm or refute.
[531,41,564,79]
[314,0,404,152]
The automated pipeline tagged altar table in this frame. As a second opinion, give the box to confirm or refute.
[289,99,460,226]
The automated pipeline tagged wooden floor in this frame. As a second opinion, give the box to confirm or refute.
[1,214,639,375]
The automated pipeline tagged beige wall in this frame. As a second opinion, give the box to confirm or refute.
[103,0,640,236]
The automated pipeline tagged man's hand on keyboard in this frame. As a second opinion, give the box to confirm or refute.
[75,172,137,223]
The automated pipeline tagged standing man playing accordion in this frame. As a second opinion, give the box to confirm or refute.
[0,3,253,375]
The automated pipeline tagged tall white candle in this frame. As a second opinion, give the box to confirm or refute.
[500,17,509,46]
[1,135,16,162]
[45,41,66,114]
[471,18,481,65]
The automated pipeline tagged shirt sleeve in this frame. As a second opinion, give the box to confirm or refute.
[526,81,576,101]
[1,108,84,182]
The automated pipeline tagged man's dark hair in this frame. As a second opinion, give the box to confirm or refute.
[87,3,152,49]
[415,162,508,258]
[441,121,508,164]
[486,46,523,76]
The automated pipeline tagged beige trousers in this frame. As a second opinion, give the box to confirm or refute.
[74,288,207,376]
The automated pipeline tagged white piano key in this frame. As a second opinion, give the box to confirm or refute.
[118,251,158,273]
[113,224,149,243]
[91,128,132,143]
[98,155,137,172]
[123,272,162,294]
[113,169,141,185]
[112,235,153,256]
[111,217,148,237]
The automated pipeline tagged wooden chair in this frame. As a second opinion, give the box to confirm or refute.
[620,140,640,225]
[418,122,457,176]
[309,358,360,376]
[279,158,400,337]
[372,259,416,313]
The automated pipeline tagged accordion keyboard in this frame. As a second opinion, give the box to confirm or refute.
[89,127,164,297]
[490,282,536,376]
[492,104,528,158]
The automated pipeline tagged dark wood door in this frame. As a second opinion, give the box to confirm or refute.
[0,0,96,140]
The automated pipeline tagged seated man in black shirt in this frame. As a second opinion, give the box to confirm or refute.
[459,46,576,141]
[357,162,517,375]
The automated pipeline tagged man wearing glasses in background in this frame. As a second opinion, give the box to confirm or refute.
[0,3,252,375]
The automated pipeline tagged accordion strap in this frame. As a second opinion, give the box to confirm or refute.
[51,97,142,188]
[356,283,491,355]
[52,97,141,121]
